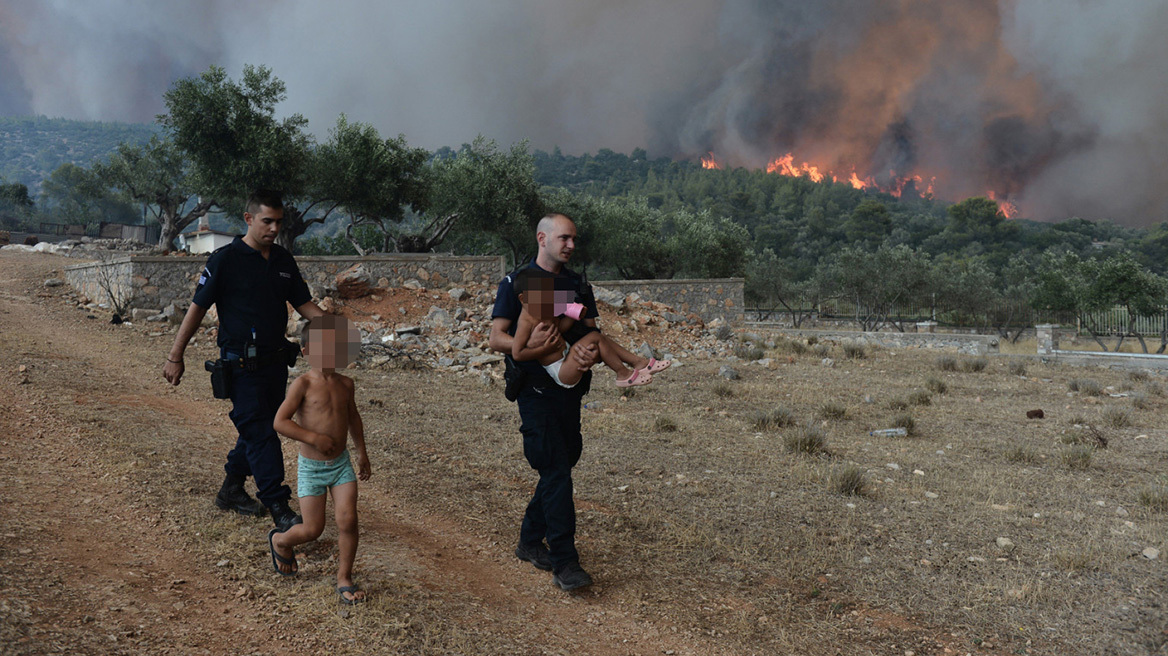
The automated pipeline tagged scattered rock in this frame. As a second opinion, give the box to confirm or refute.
[1143,547,1159,560]
[448,287,469,301]
[821,358,835,367]
[425,306,454,328]
[43,277,64,287]
[469,354,504,366]
[924,491,939,499]
[395,325,422,336]
[1026,409,1045,419]
[996,537,1016,552]
[402,279,423,290]
[718,365,739,380]
[335,264,374,299]
[885,463,900,471]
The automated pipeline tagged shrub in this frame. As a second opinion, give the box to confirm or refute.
[654,416,679,433]
[1052,547,1097,572]
[1061,424,1108,449]
[1005,445,1039,464]
[816,402,848,421]
[813,343,831,357]
[713,383,734,398]
[827,464,866,496]
[749,407,795,431]
[925,377,948,395]
[714,324,734,341]
[1101,406,1133,429]
[1131,392,1151,411]
[785,424,827,455]
[1067,414,1089,427]
[936,355,958,371]
[907,390,932,406]
[1146,382,1164,397]
[1060,445,1094,470]
[772,337,807,355]
[891,413,916,435]
[1138,483,1168,512]
[735,344,765,361]
[1069,378,1103,396]
[806,335,819,346]
[1008,361,1027,376]
[960,357,988,373]
[887,397,909,411]
[1127,370,1149,383]
[842,340,866,359]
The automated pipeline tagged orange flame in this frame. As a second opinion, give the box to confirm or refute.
[986,191,1018,218]
[766,153,826,183]
[704,149,1014,217]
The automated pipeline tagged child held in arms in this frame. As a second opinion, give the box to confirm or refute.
[268,315,371,605]
[511,268,669,388]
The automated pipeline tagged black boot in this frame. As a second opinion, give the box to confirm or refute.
[215,474,265,516]
[269,499,303,533]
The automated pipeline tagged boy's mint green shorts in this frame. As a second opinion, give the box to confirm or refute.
[297,449,356,498]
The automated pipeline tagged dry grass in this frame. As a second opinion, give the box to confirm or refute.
[74,315,1168,655]
[925,377,948,395]
[1060,445,1095,470]
[841,340,866,359]
[654,416,679,432]
[815,402,848,421]
[959,357,988,372]
[1008,361,1027,376]
[1068,378,1104,396]
[1100,406,1133,429]
[749,407,796,431]
[907,390,932,406]
[784,423,828,455]
[890,412,916,436]
[936,355,957,371]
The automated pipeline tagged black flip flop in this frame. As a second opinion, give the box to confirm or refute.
[268,528,297,576]
[337,585,365,605]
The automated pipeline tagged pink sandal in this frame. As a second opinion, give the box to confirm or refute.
[616,368,652,387]
[644,357,672,374]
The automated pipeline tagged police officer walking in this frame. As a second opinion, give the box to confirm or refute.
[163,190,324,532]
[488,213,601,591]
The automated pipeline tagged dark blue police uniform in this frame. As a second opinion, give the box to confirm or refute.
[492,262,597,571]
[192,236,312,510]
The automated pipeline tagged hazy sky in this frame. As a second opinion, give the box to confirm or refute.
[3,0,1168,224]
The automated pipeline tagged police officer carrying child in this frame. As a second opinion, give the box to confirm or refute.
[163,189,324,532]
[489,213,601,591]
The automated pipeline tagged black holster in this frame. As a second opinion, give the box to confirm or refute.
[503,355,527,402]
[205,359,233,399]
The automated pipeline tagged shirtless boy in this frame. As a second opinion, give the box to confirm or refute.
[511,268,662,388]
[269,315,371,605]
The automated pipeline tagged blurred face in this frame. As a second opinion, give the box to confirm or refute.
[304,317,361,371]
[520,278,556,321]
[244,204,283,247]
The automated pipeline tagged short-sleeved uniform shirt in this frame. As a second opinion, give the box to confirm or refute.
[491,262,599,375]
[192,236,312,352]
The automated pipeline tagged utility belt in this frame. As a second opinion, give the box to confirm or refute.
[205,344,298,399]
[503,355,591,402]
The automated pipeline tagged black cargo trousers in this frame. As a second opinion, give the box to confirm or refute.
[515,369,591,571]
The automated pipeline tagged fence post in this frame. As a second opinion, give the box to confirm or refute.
[1036,324,1058,355]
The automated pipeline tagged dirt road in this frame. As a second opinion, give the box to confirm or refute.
[0,251,735,655]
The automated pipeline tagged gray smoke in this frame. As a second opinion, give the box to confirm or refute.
[2,0,1167,224]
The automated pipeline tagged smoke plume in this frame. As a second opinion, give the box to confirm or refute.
[1,0,1166,224]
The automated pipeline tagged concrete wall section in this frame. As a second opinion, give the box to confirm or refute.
[65,253,507,312]
[297,254,504,292]
[593,278,744,324]
[757,326,1000,355]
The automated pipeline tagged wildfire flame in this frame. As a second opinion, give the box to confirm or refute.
[709,150,1014,216]
[986,191,1018,218]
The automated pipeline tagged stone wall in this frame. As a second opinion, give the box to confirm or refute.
[593,278,744,324]
[65,253,505,312]
[63,258,136,309]
[755,326,1000,355]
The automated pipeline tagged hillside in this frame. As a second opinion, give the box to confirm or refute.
[0,115,158,193]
